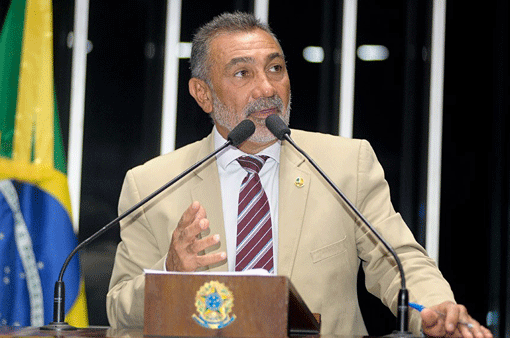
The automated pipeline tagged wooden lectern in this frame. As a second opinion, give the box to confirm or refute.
[144,272,320,337]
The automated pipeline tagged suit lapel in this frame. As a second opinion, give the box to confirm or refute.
[190,132,228,272]
[277,140,311,277]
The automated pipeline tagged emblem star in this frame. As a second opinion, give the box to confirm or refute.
[205,292,223,311]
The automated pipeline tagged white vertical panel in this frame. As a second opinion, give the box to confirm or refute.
[160,0,183,155]
[338,0,358,138]
[254,0,270,23]
[68,0,90,233]
[426,0,447,263]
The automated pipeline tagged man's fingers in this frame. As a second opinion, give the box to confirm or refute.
[444,303,463,333]
[459,319,478,338]
[188,234,220,254]
[167,202,213,272]
[457,319,494,338]
[195,251,227,268]
[177,201,206,230]
[167,233,219,272]
[176,201,199,229]
[174,202,209,245]
[423,302,494,338]
[480,326,494,338]
[421,308,446,336]
[179,218,209,244]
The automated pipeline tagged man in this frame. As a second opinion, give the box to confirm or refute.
[107,12,492,337]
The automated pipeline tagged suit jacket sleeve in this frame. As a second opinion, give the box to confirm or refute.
[355,139,456,333]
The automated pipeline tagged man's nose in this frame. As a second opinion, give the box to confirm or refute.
[252,73,277,99]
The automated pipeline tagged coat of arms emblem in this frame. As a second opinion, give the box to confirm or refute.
[192,280,236,329]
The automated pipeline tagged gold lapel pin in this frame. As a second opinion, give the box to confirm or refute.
[294,177,304,188]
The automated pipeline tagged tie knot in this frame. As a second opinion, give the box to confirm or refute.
[237,155,268,174]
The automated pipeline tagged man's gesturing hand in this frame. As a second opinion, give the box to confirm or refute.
[165,201,226,271]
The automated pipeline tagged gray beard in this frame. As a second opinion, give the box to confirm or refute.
[211,93,291,144]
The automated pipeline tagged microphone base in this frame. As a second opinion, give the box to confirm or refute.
[384,330,418,338]
[40,322,77,331]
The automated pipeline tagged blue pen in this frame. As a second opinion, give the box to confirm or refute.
[409,302,474,329]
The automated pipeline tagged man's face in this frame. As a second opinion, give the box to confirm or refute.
[206,29,291,148]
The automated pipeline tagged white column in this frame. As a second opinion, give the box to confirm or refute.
[254,0,270,23]
[160,0,183,155]
[338,0,358,138]
[426,0,447,264]
[67,0,90,233]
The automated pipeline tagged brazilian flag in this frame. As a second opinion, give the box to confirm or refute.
[0,0,88,327]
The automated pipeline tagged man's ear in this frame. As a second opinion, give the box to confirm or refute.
[189,78,213,113]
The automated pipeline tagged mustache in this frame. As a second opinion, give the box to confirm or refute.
[244,96,285,116]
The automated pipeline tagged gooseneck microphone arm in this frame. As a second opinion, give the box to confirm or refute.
[265,115,412,337]
[41,119,256,331]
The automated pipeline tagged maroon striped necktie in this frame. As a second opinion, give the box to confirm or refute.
[235,155,274,273]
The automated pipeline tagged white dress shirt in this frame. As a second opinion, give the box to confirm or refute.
[214,126,280,273]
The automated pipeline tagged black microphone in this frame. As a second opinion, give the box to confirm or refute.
[40,119,255,331]
[266,114,413,337]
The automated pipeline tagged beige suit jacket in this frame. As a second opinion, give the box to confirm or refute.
[107,129,455,335]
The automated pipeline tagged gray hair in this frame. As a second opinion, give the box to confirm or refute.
[190,12,280,83]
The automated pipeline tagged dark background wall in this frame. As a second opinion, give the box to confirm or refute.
[47,0,508,336]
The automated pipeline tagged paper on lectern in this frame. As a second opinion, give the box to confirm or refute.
[143,268,271,276]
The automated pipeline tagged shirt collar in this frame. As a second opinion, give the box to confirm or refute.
[213,125,281,170]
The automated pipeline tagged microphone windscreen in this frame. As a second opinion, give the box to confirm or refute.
[228,119,256,146]
[265,114,291,140]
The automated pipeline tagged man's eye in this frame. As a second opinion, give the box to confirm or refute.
[269,64,283,72]
[234,70,248,77]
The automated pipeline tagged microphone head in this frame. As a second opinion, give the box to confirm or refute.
[228,119,256,146]
[265,114,291,140]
